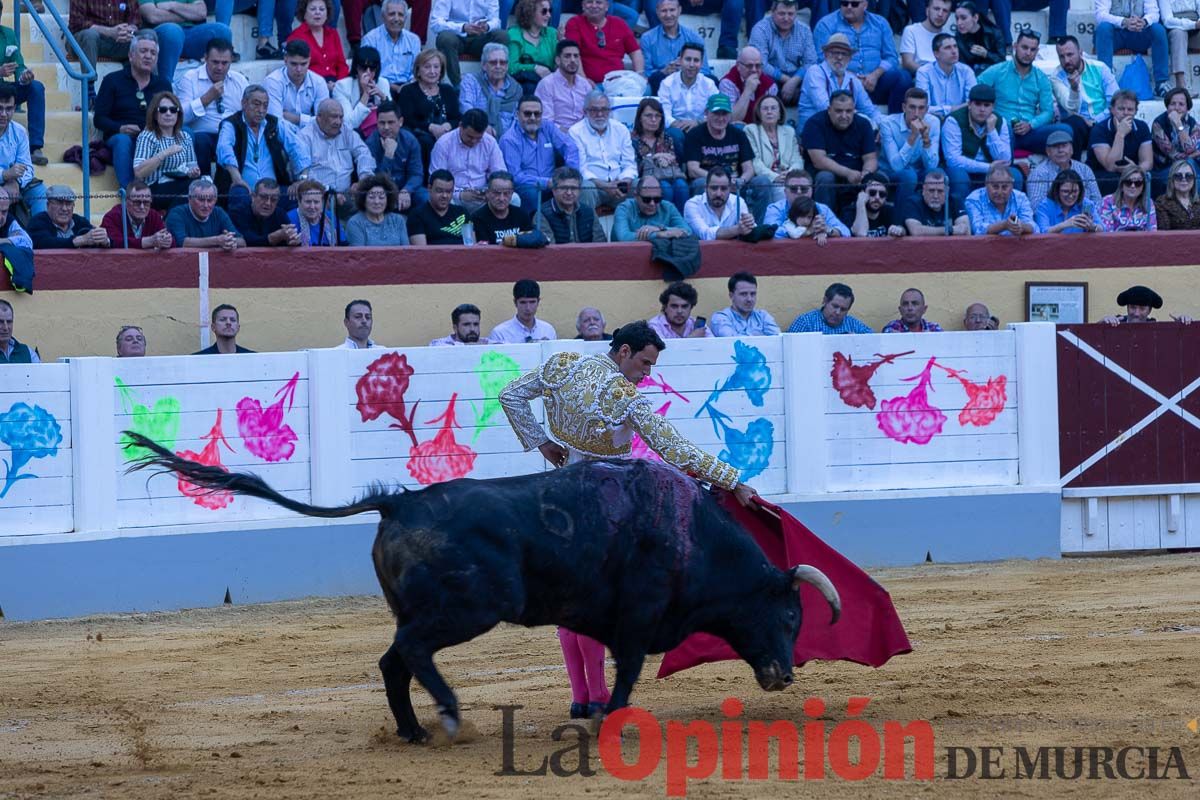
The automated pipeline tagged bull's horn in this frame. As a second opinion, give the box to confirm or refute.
[790,565,841,624]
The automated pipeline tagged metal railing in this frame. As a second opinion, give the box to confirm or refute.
[14,0,97,218]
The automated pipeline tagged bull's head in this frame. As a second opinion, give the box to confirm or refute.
[720,565,842,692]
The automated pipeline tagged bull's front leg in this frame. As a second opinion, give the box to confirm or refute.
[605,649,647,714]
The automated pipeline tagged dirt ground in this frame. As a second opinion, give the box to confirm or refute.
[2,553,1199,799]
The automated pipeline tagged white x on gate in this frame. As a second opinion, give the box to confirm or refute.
[1058,331,1200,485]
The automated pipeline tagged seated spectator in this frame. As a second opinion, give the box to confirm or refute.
[1098,164,1157,230]
[1100,284,1193,324]
[649,281,712,339]
[814,0,911,113]
[195,303,255,354]
[570,90,637,210]
[641,0,708,95]
[471,170,546,246]
[460,44,522,138]
[218,86,302,216]
[684,94,769,221]
[1094,0,1170,97]
[177,38,246,177]
[796,33,879,132]
[340,299,379,349]
[431,108,507,212]
[966,162,1035,236]
[710,271,780,337]
[612,175,694,241]
[748,0,816,106]
[347,174,411,246]
[501,95,580,212]
[786,282,873,334]
[230,178,303,246]
[880,87,940,205]
[719,47,778,125]
[397,49,462,169]
[1034,168,1102,233]
[916,33,976,120]
[167,178,246,250]
[0,297,38,362]
[575,306,610,340]
[138,0,233,83]
[683,165,756,240]
[0,186,32,251]
[264,40,332,133]
[659,43,718,151]
[102,180,174,249]
[942,84,1019,208]
[979,31,1075,155]
[765,169,851,237]
[287,178,346,244]
[362,0,423,87]
[1089,90,1155,194]
[564,0,643,85]
[94,31,172,189]
[1051,36,1117,156]
[286,0,349,83]
[69,0,141,99]
[537,166,606,243]
[333,47,392,141]
[295,99,377,216]
[116,325,147,357]
[1151,87,1200,173]
[0,84,46,217]
[963,302,997,330]
[366,102,425,213]
[0,3,46,167]
[844,172,906,237]
[488,278,557,342]
[953,1,1005,76]
[408,169,471,244]
[430,302,490,345]
[777,196,827,244]
[134,91,201,211]
[29,185,111,249]
[900,0,953,75]
[1161,0,1200,93]
[632,97,689,215]
[1154,159,1200,228]
[802,90,878,214]
[745,95,802,208]
[432,0,510,87]
[645,0,742,61]
[989,1,1070,51]
[508,0,559,96]
[1025,130,1103,212]
[902,169,970,236]
[882,288,943,332]
[535,40,594,135]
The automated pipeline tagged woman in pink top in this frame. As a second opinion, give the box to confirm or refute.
[286,0,350,84]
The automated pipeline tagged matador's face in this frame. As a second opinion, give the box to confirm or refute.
[614,344,659,383]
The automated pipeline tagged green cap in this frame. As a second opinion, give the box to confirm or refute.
[706,93,733,113]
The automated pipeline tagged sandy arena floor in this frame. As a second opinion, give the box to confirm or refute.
[2,553,1199,799]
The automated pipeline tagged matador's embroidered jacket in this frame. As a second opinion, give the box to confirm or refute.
[498,351,740,490]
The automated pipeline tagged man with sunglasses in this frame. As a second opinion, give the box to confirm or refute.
[814,0,912,114]
[94,31,172,189]
[612,175,693,241]
[500,95,580,212]
[844,172,905,237]
[178,38,248,178]
[764,169,851,237]
[564,0,644,85]
[101,179,174,249]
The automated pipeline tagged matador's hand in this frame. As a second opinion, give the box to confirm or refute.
[733,482,758,507]
[538,441,569,468]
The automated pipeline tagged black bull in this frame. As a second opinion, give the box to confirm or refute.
[125,433,841,744]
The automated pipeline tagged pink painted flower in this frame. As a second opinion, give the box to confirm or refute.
[957,374,1008,427]
[356,352,419,447]
[831,350,915,410]
[237,372,300,462]
[176,408,236,509]
[407,394,477,485]
[630,401,671,462]
[875,358,946,445]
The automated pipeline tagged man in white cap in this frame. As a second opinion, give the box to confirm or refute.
[796,33,879,132]
[27,185,111,249]
[1101,285,1193,325]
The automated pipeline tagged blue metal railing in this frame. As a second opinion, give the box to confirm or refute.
[14,0,97,218]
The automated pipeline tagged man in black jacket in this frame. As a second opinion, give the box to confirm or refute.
[536,167,606,243]
[28,185,111,249]
[92,30,171,190]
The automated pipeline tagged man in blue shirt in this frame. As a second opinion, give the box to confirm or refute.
[977,30,1074,154]
[361,0,423,88]
[915,33,976,119]
[748,0,817,106]
[796,33,879,132]
[710,271,781,337]
[786,282,874,334]
[640,0,709,95]
[166,178,246,250]
[879,86,941,208]
[500,96,581,213]
[965,162,1035,235]
[217,85,303,215]
[643,0,746,61]
[765,169,851,237]
[366,102,427,212]
[813,0,912,113]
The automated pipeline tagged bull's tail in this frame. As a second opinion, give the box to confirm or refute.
[123,431,398,519]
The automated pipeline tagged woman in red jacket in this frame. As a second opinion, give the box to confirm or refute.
[286,0,350,85]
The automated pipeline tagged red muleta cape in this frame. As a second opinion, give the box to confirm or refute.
[657,493,912,678]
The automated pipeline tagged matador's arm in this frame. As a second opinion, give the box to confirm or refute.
[628,401,741,490]
[499,368,551,451]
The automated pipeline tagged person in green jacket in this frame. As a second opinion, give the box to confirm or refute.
[508,0,558,95]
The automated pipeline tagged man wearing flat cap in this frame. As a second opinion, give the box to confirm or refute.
[27,185,111,250]
[942,82,1022,209]
[1101,285,1193,325]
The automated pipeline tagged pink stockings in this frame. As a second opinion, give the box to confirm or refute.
[557,627,611,705]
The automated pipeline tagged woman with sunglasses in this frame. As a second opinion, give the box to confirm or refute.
[1098,164,1157,232]
[286,0,349,85]
[631,97,688,214]
[133,91,201,211]
[1153,159,1200,229]
[508,0,559,95]
[953,1,1005,75]
[333,46,390,140]
[745,95,803,206]
[1150,87,1200,173]
[1034,169,1100,234]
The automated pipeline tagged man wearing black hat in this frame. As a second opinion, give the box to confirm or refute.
[941,83,1021,209]
[1101,285,1193,325]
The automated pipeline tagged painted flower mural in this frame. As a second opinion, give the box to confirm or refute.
[703,405,774,481]
[830,350,915,410]
[0,402,62,499]
[237,372,301,462]
[116,378,181,462]
[471,351,522,442]
[176,408,236,510]
[875,358,947,445]
[408,393,477,485]
[356,352,419,447]
[940,367,1008,427]
[701,340,773,412]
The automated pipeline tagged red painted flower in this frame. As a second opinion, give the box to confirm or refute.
[356,352,419,447]
[407,394,477,485]
[630,400,671,462]
[956,374,1008,427]
[176,408,236,509]
[831,350,915,410]
[237,372,300,462]
[875,358,946,445]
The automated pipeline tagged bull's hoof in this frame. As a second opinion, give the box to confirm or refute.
[398,726,430,744]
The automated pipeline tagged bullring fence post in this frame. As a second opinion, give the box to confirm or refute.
[783,333,827,496]
[69,357,118,532]
[307,346,355,506]
[1012,323,1060,488]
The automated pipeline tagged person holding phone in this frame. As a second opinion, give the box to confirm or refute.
[648,280,713,340]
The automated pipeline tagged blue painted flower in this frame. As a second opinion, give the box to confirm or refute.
[703,405,775,481]
[697,341,773,420]
[0,402,63,499]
